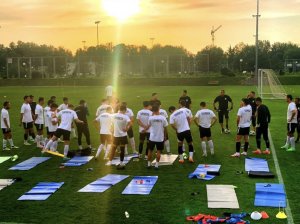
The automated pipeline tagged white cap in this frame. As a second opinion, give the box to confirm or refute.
[251,211,262,220]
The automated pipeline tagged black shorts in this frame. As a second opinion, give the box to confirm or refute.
[23,122,33,129]
[251,115,256,127]
[48,132,55,137]
[287,123,297,134]
[35,123,44,131]
[149,141,164,151]
[218,110,229,123]
[139,132,150,142]
[237,127,250,136]
[46,127,50,135]
[127,127,134,138]
[297,122,300,133]
[113,136,128,146]
[2,128,11,134]
[177,130,193,143]
[100,134,112,144]
[199,126,211,138]
[54,128,71,141]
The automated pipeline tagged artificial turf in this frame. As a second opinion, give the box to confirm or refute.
[0,85,299,224]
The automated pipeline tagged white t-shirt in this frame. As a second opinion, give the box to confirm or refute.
[95,104,114,117]
[47,111,58,132]
[57,109,78,131]
[112,113,130,137]
[105,85,113,97]
[35,104,44,124]
[136,109,152,133]
[21,103,33,123]
[125,108,134,119]
[95,112,113,135]
[1,108,10,129]
[195,109,216,128]
[44,106,50,127]
[148,115,168,142]
[237,105,252,128]
[287,102,297,123]
[159,109,168,118]
[169,108,190,133]
[58,103,68,111]
[184,108,193,119]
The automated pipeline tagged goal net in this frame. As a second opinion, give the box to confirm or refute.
[257,69,286,99]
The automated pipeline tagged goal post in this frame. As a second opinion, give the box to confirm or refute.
[257,69,287,99]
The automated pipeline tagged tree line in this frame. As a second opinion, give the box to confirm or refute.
[1,40,300,78]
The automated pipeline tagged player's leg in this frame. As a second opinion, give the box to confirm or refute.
[218,111,224,133]
[118,137,128,167]
[296,123,300,143]
[28,122,36,141]
[107,139,117,166]
[186,131,194,163]
[127,128,137,154]
[164,132,171,154]
[232,128,242,157]
[138,133,145,158]
[77,124,83,149]
[35,124,43,148]
[104,135,112,160]
[262,126,270,154]
[71,123,77,139]
[83,124,92,149]
[287,124,296,151]
[250,115,256,135]
[224,111,230,133]
[253,126,262,154]
[96,134,105,159]
[6,129,18,149]
[242,134,249,156]
[145,133,150,160]
[147,141,155,168]
[199,127,207,157]
[62,131,71,158]
[2,130,9,150]
[281,124,291,149]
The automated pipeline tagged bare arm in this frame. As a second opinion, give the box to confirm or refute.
[289,110,297,122]
[211,117,217,126]
[236,116,240,126]
[3,118,10,129]
[193,117,199,126]
[74,118,84,124]
[20,113,23,126]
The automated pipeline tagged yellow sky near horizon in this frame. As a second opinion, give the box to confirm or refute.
[0,0,300,54]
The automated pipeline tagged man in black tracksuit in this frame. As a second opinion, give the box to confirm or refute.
[75,100,91,149]
[252,97,271,155]
[295,97,300,142]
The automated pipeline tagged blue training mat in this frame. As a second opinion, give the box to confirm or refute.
[18,182,64,201]
[63,156,94,167]
[188,164,221,180]
[9,157,50,171]
[254,183,286,207]
[79,174,129,193]
[245,157,269,172]
[122,176,158,195]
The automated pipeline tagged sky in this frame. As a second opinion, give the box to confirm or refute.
[0,0,300,54]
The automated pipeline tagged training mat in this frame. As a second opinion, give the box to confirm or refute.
[63,156,94,167]
[254,183,286,207]
[78,174,129,193]
[0,156,11,164]
[111,154,138,166]
[245,157,269,172]
[9,157,50,171]
[122,176,158,195]
[207,185,239,209]
[151,154,178,166]
[18,182,64,201]
[0,179,15,191]
[188,164,221,180]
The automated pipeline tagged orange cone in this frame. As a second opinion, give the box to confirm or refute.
[261,211,269,219]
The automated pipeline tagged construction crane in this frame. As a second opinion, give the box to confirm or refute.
[211,25,222,46]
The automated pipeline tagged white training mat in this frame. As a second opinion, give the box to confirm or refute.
[0,179,15,191]
[206,185,239,209]
[151,154,178,166]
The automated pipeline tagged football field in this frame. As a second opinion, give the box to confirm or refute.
[0,85,299,224]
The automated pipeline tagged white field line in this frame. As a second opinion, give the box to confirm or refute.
[268,129,294,224]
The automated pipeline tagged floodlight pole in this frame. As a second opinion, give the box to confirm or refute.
[95,21,101,47]
[253,0,260,77]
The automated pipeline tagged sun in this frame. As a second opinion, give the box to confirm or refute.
[102,0,140,22]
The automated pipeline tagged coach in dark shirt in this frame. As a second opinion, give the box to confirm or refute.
[179,90,192,109]
[213,90,233,134]
[295,97,300,142]
[149,93,161,108]
[75,100,91,149]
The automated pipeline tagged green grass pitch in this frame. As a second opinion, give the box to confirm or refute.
[0,85,299,224]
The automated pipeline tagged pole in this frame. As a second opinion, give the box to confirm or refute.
[95,21,100,46]
[254,0,260,77]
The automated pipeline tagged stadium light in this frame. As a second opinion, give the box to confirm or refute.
[95,21,101,47]
[253,0,260,76]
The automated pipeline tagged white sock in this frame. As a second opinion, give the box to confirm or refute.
[104,144,111,158]
[286,136,290,146]
[96,144,104,158]
[182,144,185,152]
[208,140,214,153]
[50,141,58,151]
[148,161,151,166]
[164,140,170,153]
[155,161,158,168]
[8,138,14,147]
[45,138,49,146]
[129,137,136,152]
[3,139,7,149]
[78,145,83,150]
[125,145,128,154]
[179,154,183,160]
[64,145,69,157]
[36,135,41,146]
[201,141,207,154]
[290,137,295,148]
[45,140,54,150]
[189,151,194,159]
